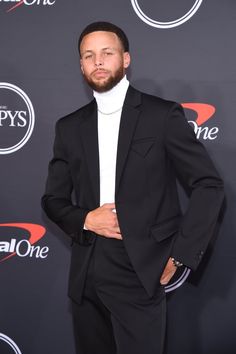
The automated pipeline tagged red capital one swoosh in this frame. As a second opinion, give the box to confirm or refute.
[181,103,216,126]
[7,0,24,13]
[0,223,46,262]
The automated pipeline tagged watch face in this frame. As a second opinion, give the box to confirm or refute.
[164,266,191,293]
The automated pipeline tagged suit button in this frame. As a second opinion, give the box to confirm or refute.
[196,250,204,260]
[199,251,204,258]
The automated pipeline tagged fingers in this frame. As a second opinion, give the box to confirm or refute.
[85,203,122,238]
[160,270,176,285]
[96,231,123,240]
[106,233,123,240]
[96,226,122,239]
[160,258,177,285]
[108,227,122,239]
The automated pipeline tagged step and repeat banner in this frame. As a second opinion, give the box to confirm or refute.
[0,1,235,353]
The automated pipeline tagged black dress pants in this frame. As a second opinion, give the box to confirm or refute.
[72,235,166,354]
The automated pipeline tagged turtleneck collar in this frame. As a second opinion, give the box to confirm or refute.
[93,75,129,115]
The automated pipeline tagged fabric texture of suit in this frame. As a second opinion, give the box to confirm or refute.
[42,85,224,304]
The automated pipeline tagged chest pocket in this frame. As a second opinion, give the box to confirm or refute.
[130,137,156,157]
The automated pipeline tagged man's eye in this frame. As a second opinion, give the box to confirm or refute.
[84,54,92,59]
[104,52,113,56]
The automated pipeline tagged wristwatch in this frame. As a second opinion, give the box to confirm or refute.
[171,257,183,268]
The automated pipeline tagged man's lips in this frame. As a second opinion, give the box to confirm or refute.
[92,70,109,79]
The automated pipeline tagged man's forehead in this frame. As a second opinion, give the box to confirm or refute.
[80,31,122,48]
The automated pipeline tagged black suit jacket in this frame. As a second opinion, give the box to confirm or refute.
[42,86,224,302]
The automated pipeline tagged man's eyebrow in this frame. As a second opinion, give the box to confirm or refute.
[102,47,116,51]
[81,50,93,55]
[82,47,116,53]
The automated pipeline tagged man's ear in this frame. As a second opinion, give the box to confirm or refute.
[123,52,131,69]
[80,59,84,74]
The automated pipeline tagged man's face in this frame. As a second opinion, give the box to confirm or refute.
[80,31,130,92]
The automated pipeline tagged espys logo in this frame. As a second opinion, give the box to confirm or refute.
[131,0,203,29]
[1,0,56,13]
[0,83,35,154]
[0,333,22,354]
[0,223,49,262]
[182,103,219,140]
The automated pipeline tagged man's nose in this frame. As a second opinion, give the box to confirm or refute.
[94,54,104,67]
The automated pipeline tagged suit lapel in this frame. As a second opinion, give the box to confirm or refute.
[115,86,142,196]
[79,100,100,207]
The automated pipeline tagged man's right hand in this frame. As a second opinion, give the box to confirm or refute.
[84,203,122,239]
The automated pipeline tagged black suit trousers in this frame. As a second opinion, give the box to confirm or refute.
[72,234,166,354]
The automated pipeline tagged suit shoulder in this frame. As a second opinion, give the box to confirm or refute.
[56,99,95,128]
[129,85,180,114]
[140,90,179,112]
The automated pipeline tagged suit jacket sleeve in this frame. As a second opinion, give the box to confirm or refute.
[164,103,224,270]
[41,120,89,237]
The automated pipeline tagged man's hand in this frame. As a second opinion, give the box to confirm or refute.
[160,258,177,285]
[84,203,122,239]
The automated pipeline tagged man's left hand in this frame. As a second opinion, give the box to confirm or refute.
[160,258,177,285]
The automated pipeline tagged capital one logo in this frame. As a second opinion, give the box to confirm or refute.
[0,223,49,262]
[0,333,22,354]
[0,83,35,154]
[0,0,56,13]
[182,103,219,140]
[131,0,203,29]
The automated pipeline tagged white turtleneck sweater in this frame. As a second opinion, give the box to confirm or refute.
[93,75,129,206]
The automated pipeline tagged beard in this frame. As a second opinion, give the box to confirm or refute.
[83,66,125,93]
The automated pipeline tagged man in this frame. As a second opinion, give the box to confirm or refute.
[42,22,224,354]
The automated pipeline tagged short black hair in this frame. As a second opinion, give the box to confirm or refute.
[78,21,129,56]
